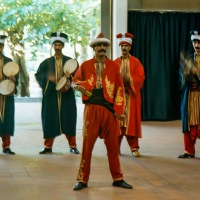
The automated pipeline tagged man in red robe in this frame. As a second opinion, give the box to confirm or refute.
[114,33,145,157]
[178,30,200,158]
[72,33,133,190]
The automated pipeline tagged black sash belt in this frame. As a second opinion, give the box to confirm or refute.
[83,88,115,114]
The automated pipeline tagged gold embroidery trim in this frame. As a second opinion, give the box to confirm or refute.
[105,76,114,99]
[0,58,5,122]
[87,74,94,86]
[115,87,123,106]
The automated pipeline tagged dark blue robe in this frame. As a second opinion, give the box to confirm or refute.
[180,54,200,133]
[35,55,77,139]
[0,55,18,136]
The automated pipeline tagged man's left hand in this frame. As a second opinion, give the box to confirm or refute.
[9,76,16,82]
[65,70,70,79]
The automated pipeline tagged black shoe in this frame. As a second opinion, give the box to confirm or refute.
[39,148,52,154]
[112,180,133,189]
[178,153,194,158]
[3,148,15,155]
[73,182,88,190]
[70,148,79,154]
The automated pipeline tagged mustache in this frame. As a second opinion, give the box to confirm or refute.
[98,49,106,53]
[122,49,127,52]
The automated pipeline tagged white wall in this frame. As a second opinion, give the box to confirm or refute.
[112,0,128,59]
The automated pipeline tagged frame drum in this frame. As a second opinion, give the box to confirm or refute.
[63,59,78,74]
[0,80,15,96]
[56,77,71,92]
[3,62,20,77]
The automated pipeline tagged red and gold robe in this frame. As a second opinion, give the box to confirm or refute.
[72,57,125,183]
[73,57,125,116]
[114,55,145,138]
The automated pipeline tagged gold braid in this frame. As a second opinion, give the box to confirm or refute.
[0,58,5,122]
[196,55,200,68]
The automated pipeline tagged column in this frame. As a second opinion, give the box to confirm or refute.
[112,0,128,59]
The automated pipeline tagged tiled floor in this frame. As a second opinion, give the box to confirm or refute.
[1,99,200,200]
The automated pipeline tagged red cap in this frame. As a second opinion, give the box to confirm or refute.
[89,32,111,47]
[116,33,134,45]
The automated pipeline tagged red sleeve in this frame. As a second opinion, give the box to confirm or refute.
[129,57,145,94]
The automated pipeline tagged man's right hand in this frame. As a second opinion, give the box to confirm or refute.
[48,72,56,83]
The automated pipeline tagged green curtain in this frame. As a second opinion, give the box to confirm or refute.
[128,11,200,120]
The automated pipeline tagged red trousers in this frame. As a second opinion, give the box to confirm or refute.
[77,104,123,184]
[183,125,200,155]
[44,134,77,148]
[119,127,139,151]
[1,134,11,149]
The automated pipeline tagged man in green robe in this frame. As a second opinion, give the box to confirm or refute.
[0,34,18,155]
[35,32,79,154]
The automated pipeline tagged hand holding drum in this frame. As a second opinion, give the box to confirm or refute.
[56,59,78,93]
[65,70,70,79]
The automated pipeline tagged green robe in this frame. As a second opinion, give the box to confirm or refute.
[0,55,18,136]
[35,55,77,139]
